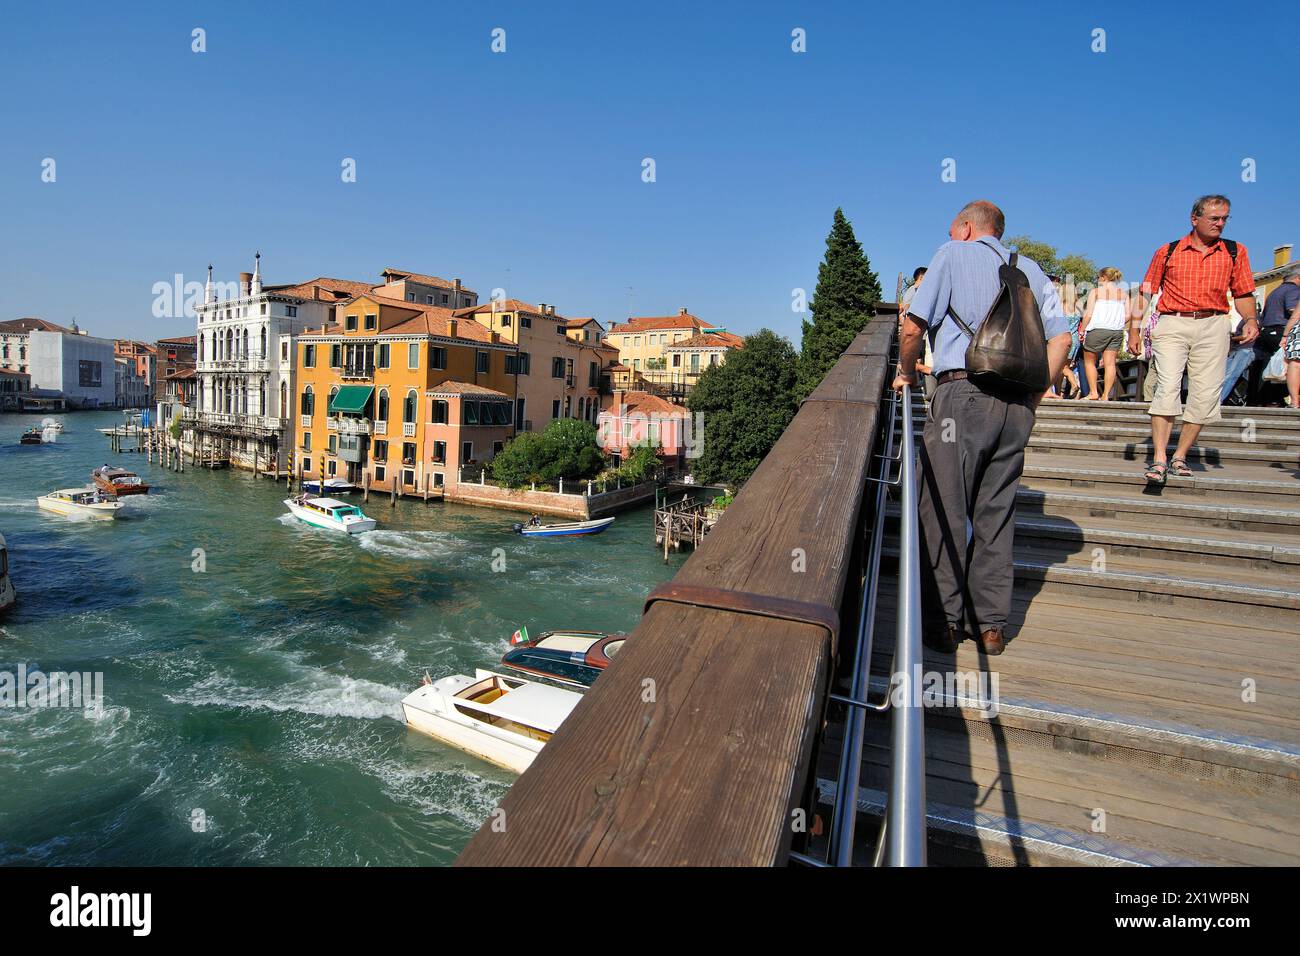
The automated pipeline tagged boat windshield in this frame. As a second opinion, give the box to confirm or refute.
[333,506,362,518]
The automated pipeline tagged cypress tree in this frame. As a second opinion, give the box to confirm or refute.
[796,208,882,399]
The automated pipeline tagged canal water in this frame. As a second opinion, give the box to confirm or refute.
[0,411,685,865]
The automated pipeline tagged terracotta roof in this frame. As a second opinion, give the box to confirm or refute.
[608,363,630,371]
[157,335,197,346]
[379,268,477,295]
[566,317,600,328]
[426,381,510,398]
[305,296,504,344]
[458,299,565,320]
[0,317,71,334]
[609,390,689,417]
[264,277,375,301]
[665,330,744,350]
[164,367,197,380]
[609,311,713,334]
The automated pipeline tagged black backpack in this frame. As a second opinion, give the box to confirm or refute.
[944,242,1049,393]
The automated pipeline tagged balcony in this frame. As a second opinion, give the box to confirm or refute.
[373,420,387,435]
[403,422,417,437]
[301,415,312,429]
[341,364,375,381]
[337,417,372,436]
[327,418,337,430]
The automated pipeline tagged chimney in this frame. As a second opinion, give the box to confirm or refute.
[449,319,458,338]
[312,284,321,300]
[239,272,253,298]
[453,278,462,294]
[538,302,547,317]
[1275,245,1294,268]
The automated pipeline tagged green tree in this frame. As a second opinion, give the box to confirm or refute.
[796,208,882,400]
[617,442,661,484]
[489,419,606,487]
[1004,234,1098,287]
[688,328,799,486]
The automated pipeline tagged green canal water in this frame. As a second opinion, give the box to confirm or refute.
[0,410,685,865]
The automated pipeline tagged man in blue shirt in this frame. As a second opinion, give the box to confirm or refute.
[1251,270,1300,404]
[894,200,1071,655]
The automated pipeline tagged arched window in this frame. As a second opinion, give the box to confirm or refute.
[280,381,287,417]
[403,389,417,423]
[242,328,249,359]
[328,386,339,415]
[376,388,389,422]
[260,326,267,357]
[301,385,314,416]
[259,385,266,416]
[198,334,204,361]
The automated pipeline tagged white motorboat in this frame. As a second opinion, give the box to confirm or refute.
[512,516,615,537]
[41,417,64,433]
[283,494,376,534]
[401,668,583,773]
[0,531,15,614]
[36,487,123,520]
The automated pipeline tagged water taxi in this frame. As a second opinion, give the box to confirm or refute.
[401,669,583,773]
[499,628,626,688]
[41,417,64,433]
[19,428,45,445]
[283,494,376,535]
[512,516,615,537]
[92,466,151,497]
[302,478,357,495]
[36,488,123,520]
[0,532,15,614]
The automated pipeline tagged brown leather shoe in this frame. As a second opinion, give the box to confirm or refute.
[922,623,963,653]
[977,628,1006,656]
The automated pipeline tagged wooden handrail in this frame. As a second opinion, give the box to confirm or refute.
[455,316,895,866]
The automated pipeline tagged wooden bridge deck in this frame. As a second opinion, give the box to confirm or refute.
[455,311,1300,867]
[809,396,1300,866]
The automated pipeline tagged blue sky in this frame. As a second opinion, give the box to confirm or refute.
[1,0,1294,342]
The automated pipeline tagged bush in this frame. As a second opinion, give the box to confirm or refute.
[490,419,607,488]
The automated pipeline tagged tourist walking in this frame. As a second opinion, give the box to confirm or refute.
[1078,267,1129,401]
[1281,297,1300,410]
[1254,269,1300,404]
[895,200,1072,655]
[1132,195,1258,485]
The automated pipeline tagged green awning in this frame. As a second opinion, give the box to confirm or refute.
[329,385,374,414]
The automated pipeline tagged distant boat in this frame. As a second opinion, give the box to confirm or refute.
[0,531,15,614]
[401,669,583,773]
[41,418,63,433]
[283,493,376,535]
[93,466,150,497]
[513,516,615,537]
[37,487,122,520]
[19,428,45,445]
[302,478,357,495]
[499,628,626,688]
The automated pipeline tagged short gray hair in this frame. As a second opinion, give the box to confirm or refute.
[955,200,1005,238]
[1192,194,1230,217]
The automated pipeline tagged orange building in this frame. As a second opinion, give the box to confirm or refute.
[458,300,618,433]
[291,293,517,497]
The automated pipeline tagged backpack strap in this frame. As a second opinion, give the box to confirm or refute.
[946,240,1015,338]
[1222,238,1238,263]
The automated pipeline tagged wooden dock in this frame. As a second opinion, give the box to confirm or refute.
[455,311,1300,867]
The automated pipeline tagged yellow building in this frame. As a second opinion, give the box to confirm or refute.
[1254,244,1297,306]
[292,294,518,497]
[458,300,618,431]
[606,308,714,380]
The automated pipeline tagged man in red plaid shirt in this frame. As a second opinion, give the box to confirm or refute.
[1130,195,1258,484]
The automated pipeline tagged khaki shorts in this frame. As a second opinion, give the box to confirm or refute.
[1083,328,1124,354]
[1148,312,1230,425]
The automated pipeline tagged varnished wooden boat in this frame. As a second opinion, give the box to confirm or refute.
[93,467,150,496]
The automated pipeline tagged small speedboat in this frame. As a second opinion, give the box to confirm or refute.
[283,493,376,534]
[499,628,625,688]
[401,669,582,773]
[93,466,150,497]
[19,428,44,445]
[41,418,64,433]
[302,478,357,495]
[512,516,615,537]
[37,487,123,520]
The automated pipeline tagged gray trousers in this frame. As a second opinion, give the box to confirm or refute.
[917,379,1035,635]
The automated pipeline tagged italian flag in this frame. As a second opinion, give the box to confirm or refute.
[510,626,530,646]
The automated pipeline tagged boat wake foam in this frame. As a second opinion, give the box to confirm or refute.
[356,530,466,560]
[167,670,406,721]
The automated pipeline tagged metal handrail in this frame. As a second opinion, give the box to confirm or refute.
[827,382,898,865]
[821,331,927,867]
[886,382,926,866]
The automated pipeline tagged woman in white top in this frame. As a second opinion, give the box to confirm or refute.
[1077,266,1131,401]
